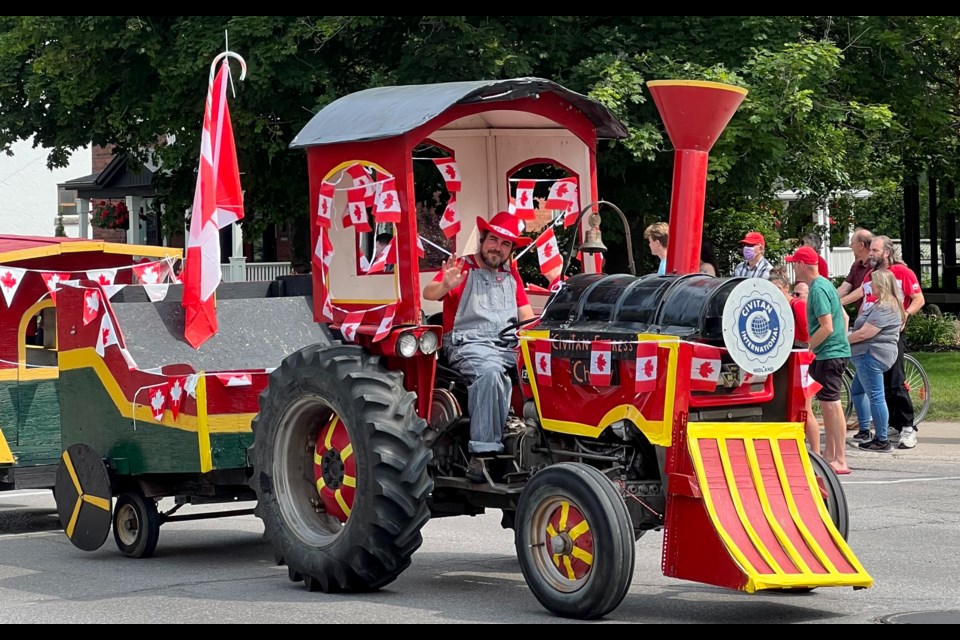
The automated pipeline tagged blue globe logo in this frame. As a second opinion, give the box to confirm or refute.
[751,314,770,341]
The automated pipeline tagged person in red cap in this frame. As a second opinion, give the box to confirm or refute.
[787,244,852,475]
[733,231,773,280]
[423,211,535,482]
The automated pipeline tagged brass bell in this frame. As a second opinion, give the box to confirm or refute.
[580,213,607,254]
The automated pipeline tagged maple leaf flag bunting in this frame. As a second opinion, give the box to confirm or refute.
[374,177,402,223]
[167,376,187,420]
[514,180,536,220]
[439,196,461,238]
[535,227,563,278]
[316,181,335,228]
[589,340,614,386]
[95,311,120,358]
[634,342,659,393]
[433,158,461,192]
[181,55,246,350]
[0,267,25,307]
[690,342,722,392]
[534,339,553,388]
[149,387,167,421]
[339,310,366,343]
[373,304,397,342]
[41,272,71,302]
[796,351,823,400]
[344,187,372,232]
[345,164,376,206]
[82,290,101,326]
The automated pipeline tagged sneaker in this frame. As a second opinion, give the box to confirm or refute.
[898,427,917,449]
[465,457,487,483]
[888,429,901,444]
[859,438,893,452]
[852,430,872,442]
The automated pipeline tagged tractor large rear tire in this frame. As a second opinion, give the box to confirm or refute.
[250,343,433,593]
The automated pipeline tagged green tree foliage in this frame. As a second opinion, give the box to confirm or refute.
[1,17,958,269]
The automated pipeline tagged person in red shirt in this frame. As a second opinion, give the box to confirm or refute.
[423,211,534,481]
[802,232,830,281]
[770,269,817,455]
[858,235,925,449]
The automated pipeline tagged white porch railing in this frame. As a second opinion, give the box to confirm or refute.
[220,261,292,282]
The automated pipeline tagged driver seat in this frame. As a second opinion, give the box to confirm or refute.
[426,312,522,389]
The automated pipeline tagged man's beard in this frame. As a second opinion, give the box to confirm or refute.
[480,250,505,269]
[868,257,884,269]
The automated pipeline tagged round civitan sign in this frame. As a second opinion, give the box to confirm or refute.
[721,277,795,376]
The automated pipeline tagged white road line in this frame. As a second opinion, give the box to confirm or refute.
[845,476,960,485]
[0,490,52,498]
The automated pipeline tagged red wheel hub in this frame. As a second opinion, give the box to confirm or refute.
[313,415,356,522]
[545,501,594,580]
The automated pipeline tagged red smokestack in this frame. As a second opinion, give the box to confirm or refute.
[647,80,747,275]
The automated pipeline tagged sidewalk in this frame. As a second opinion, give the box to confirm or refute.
[845,421,960,461]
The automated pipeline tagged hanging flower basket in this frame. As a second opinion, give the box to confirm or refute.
[91,200,130,230]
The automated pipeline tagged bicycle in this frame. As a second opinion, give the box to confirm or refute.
[812,353,931,426]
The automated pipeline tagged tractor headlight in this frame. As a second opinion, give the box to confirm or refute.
[418,330,439,355]
[396,332,419,358]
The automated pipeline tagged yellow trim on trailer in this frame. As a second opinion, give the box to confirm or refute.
[0,241,181,266]
[0,427,15,464]
[196,373,212,473]
[58,348,255,434]
[519,331,678,446]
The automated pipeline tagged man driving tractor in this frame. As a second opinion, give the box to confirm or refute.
[422,211,534,482]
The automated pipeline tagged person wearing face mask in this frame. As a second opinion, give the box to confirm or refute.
[733,231,773,279]
[852,236,925,449]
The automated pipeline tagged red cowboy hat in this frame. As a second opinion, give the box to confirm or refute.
[475,211,533,248]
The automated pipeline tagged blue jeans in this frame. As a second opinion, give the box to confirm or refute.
[851,353,891,442]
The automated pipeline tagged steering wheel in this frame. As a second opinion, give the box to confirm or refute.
[498,316,541,342]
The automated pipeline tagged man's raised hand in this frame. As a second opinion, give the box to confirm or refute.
[441,255,466,291]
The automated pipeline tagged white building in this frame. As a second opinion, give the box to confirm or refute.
[0,138,91,238]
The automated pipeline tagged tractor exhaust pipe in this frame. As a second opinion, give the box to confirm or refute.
[647,80,748,275]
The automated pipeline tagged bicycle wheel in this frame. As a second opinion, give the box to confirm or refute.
[902,353,931,426]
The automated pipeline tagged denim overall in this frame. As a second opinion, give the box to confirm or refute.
[445,266,518,454]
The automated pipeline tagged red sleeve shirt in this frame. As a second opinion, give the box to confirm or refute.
[861,263,921,312]
[818,255,829,279]
[790,298,810,342]
[431,256,529,335]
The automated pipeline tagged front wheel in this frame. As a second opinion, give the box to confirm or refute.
[250,343,433,593]
[113,491,161,558]
[515,463,635,620]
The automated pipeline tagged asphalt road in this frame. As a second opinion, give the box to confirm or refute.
[1,424,958,623]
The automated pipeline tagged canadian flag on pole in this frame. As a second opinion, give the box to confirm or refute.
[796,351,823,400]
[374,177,402,224]
[589,340,614,386]
[533,339,553,388]
[0,267,26,307]
[316,181,335,228]
[690,342,722,392]
[439,196,461,238]
[634,342,659,393]
[535,227,563,279]
[514,180,536,220]
[433,158,461,192]
[547,177,579,212]
[181,54,246,349]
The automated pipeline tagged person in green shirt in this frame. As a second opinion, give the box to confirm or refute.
[786,245,852,475]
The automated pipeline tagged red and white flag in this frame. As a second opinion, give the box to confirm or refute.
[514,180,536,220]
[374,177,402,223]
[690,343,722,392]
[82,289,101,326]
[589,340,614,386]
[373,304,397,342]
[95,311,120,358]
[535,227,563,278]
[366,237,396,274]
[319,291,335,321]
[313,228,334,269]
[41,272,71,302]
[0,267,26,307]
[340,310,365,343]
[181,57,245,349]
[86,268,124,298]
[634,342,659,393]
[345,164,376,206]
[215,373,252,387]
[796,351,823,400]
[316,181,335,228]
[344,187,372,232]
[433,158,461,192]
[416,236,425,258]
[133,262,163,285]
[166,376,187,420]
[439,196,461,238]
[547,177,578,210]
[533,339,553,388]
[149,386,167,421]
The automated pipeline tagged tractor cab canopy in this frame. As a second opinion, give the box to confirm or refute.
[290,77,628,331]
